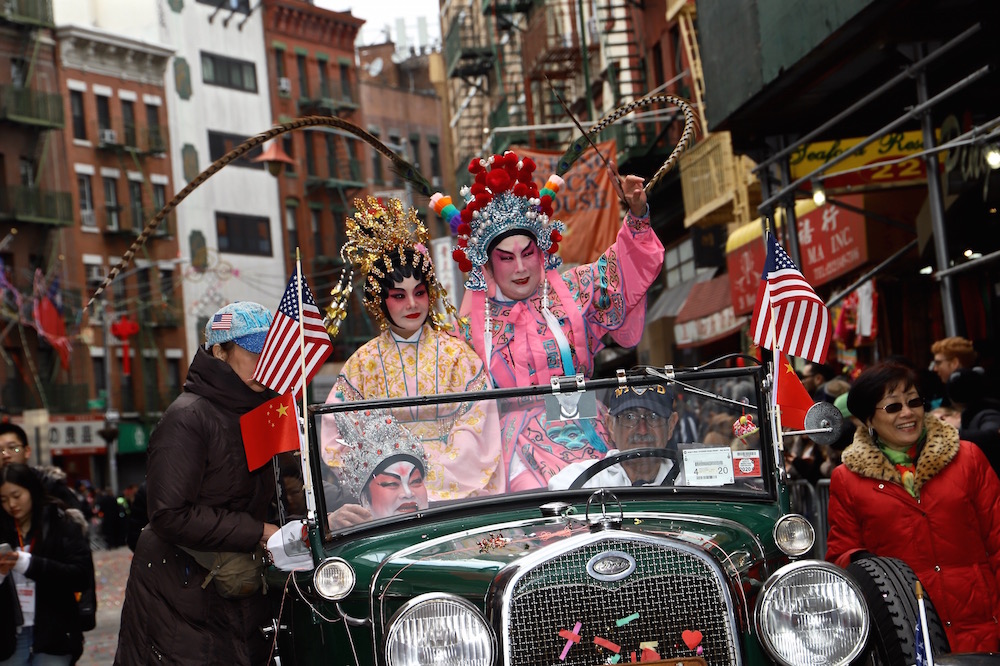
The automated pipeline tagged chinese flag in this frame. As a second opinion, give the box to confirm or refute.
[775,352,814,430]
[240,393,300,471]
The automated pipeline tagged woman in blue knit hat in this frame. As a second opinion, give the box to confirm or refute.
[115,301,281,665]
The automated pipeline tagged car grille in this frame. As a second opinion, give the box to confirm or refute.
[502,535,740,665]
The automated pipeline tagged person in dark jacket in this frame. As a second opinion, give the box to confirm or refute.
[946,367,1000,477]
[0,463,94,665]
[114,302,280,665]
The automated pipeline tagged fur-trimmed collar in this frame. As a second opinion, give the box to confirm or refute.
[841,414,959,494]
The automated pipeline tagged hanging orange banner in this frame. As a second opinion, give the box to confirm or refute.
[511,140,622,265]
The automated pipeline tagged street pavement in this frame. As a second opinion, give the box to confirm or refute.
[79,546,132,665]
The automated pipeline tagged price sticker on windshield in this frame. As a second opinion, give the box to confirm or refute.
[681,447,735,486]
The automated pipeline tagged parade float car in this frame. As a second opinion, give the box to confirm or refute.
[265,360,966,666]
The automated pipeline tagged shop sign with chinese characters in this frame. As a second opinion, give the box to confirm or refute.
[726,195,867,316]
[797,196,868,285]
[12,415,107,457]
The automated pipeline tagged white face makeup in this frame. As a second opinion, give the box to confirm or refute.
[363,460,429,518]
[488,235,543,301]
[385,276,429,338]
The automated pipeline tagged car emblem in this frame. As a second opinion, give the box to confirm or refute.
[586,551,636,582]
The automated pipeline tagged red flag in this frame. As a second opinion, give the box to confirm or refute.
[252,268,333,399]
[240,393,300,471]
[750,233,831,363]
[775,353,814,430]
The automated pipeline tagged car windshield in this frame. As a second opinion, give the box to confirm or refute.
[277,365,773,538]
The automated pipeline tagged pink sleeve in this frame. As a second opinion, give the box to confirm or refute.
[575,209,664,348]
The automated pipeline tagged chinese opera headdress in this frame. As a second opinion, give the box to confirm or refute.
[429,150,567,292]
[333,409,429,503]
[324,196,461,336]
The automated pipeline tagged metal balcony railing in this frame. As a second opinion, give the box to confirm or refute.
[0,186,73,226]
[0,84,63,128]
[0,0,54,27]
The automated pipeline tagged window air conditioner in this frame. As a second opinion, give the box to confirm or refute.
[278,77,292,94]
[99,128,118,145]
[81,209,96,227]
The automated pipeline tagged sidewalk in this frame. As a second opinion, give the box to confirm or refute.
[78,546,132,665]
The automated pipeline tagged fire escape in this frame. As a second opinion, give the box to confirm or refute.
[444,0,495,185]
[483,0,530,156]
[0,0,71,228]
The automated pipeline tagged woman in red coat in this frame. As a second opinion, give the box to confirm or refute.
[826,362,1000,653]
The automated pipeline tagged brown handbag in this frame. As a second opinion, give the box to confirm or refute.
[179,545,268,599]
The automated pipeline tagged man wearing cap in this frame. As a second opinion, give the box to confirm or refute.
[116,301,282,666]
[548,385,678,490]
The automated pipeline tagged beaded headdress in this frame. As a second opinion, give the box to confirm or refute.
[333,409,429,503]
[325,197,460,335]
[430,150,566,292]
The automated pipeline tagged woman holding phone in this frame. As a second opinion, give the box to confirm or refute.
[0,463,94,665]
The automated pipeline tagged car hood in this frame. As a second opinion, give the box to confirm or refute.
[340,502,781,609]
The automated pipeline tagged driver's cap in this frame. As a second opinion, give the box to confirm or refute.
[607,385,675,416]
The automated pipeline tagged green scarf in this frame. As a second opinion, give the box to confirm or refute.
[877,430,927,498]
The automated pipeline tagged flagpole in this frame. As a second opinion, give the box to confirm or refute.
[763,230,786,481]
[295,248,317,521]
[916,582,935,666]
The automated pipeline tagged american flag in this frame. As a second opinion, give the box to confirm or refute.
[211,312,233,330]
[749,233,831,364]
[252,269,332,398]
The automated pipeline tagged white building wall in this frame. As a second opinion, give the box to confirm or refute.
[56,0,286,360]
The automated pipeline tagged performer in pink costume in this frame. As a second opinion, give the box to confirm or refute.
[431,151,664,491]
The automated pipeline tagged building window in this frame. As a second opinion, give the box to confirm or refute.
[371,130,383,183]
[297,54,308,98]
[310,209,322,256]
[152,183,166,211]
[92,355,106,395]
[78,175,95,228]
[339,63,352,102]
[428,139,441,182]
[96,95,111,131]
[70,90,86,140]
[325,134,338,179]
[103,177,119,230]
[201,51,257,93]
[207,130,263,169]
[158,267,173,303]
[121,99,136,147]
[166,358,181,397]
[129,180,144,228]
[19,158,34,187]
[136,267,152,302]
[389,134,403,186]
[282,136,295,176]
[318,62,330,98]
[216,212,272,256]
[664,237,695,288]
[285,205,297,256]
[195,0,250,13]
[274,48,286,81]
[305,134,316,177]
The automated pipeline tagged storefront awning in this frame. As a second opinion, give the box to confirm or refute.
[724,198,818,253]
[646,268,718,323]
[674,275,747,348]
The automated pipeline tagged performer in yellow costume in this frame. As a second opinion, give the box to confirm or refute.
[321,197,504,501]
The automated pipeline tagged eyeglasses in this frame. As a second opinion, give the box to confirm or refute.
[877,397,924,414]
[0,447,22,455]
[615,410,667,429]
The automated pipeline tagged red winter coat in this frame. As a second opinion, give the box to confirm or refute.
[826,414,1000,653]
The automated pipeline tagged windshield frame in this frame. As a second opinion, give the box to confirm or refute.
[305,364,776,543]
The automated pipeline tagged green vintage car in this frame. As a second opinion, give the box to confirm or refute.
[263,362,955,666]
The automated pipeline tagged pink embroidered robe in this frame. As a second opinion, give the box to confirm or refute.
[456,210,665,489]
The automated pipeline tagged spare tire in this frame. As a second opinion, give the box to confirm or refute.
[846,556,950,666]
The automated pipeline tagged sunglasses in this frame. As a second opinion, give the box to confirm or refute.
[877,397,924,414]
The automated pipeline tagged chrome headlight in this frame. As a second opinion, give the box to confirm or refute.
[773,513,815,557]
[385,594,494,666]
[756,561,869,666]
[313,557,355,600]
